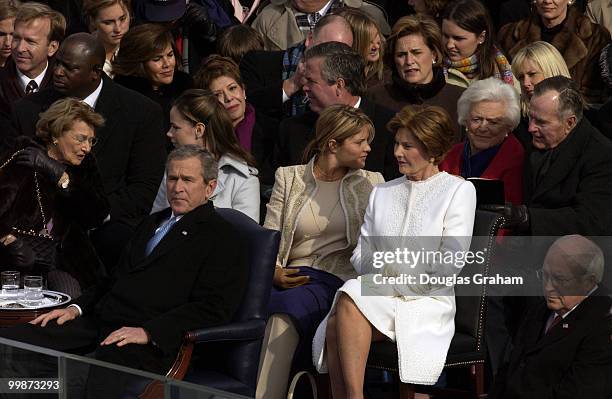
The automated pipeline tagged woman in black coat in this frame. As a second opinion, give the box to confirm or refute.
[112,23,193,147]
[0,98,109,298]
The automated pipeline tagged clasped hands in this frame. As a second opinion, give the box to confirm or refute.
[29,307,150,346]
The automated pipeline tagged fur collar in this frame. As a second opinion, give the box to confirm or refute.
[507,7,594,69]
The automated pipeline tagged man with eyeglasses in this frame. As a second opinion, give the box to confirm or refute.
[8,32,167,271]
[490,234,611,399]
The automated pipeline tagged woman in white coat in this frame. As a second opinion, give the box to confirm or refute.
[313,104,477,398]
[151,89,260,221]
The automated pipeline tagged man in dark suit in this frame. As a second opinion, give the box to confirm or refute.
[276,41,398,180]
[0,146,249,398]
[485,76,612,236]
[490,234,612,399]
[8,32,167,269]
[240,14,353,121]
[0,3,65,118]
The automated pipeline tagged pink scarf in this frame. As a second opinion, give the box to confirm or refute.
[235,103,256,152]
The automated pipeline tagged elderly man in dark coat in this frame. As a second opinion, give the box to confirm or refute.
[490,235,612,399]
[486,76,612,236]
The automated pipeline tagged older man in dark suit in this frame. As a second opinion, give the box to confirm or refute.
[275,41,398,180]
[0,3,65,118]
[486,76,612,236]
[0,146,249,398]
[6,32,167,269]
[490,235,612,399]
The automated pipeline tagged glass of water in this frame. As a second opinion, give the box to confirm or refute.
[23,275,44,305]
[1,270,20,296]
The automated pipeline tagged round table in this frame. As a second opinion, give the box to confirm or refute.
[0,290,71,327]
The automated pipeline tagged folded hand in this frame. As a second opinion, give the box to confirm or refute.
[273,267,309,289]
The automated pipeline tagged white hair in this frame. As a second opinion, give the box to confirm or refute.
[553,235,604,283]
[457,78,521,130]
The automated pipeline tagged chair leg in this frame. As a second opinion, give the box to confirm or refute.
[470,363,485,399]
[399,382,416,399]
[138,341,195,399]
[138,382,163,399]
[315,373,332,399]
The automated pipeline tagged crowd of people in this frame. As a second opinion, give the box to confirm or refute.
[0,0,610,398]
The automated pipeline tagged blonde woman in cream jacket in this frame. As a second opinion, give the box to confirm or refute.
[256,105,384,399]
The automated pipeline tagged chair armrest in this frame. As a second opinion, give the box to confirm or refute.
[186,319,266,344]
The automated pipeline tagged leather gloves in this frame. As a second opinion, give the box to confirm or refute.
[480,202,530,233]
[14,147,66,184]
[183,2,217,44]
[4,238,35,270]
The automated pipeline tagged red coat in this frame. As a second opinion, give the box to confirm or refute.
[439,134,525,205]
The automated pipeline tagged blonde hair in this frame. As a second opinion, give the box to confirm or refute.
[36,98,105,146]
[15,2,65,44]
[387,105,454,164]
[303,104,374,163]
[511,41,572,116]
[82,0,130,29]
[337,8,385,83]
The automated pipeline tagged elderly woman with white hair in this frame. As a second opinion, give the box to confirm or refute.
[440,77,524,204]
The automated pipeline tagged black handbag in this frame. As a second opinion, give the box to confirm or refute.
[1,150,57,271]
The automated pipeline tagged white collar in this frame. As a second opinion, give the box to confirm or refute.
[17,61,48,93]
[82,80,104,109]
[352,96,362,109]
[317,0,334,15]
[556,284,599,319]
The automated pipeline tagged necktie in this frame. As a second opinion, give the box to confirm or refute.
[544,314,563,334]
[145,216,178,256]
[25,80,38,95]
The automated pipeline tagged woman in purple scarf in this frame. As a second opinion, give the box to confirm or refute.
[194,55,278,186]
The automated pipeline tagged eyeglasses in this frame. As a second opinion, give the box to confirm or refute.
[535,268,581,287]
[468,117,503,128]
[71,134,97,147]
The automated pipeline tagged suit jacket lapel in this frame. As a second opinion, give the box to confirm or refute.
[530,122,587,201]
[92,75,122,154]
[130,203,213,271]
[128,208,171,268]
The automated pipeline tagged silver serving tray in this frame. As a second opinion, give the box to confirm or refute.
[0,290,71,310]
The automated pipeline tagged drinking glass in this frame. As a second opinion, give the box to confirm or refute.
[23,275,44,305]
[1,270,20,296]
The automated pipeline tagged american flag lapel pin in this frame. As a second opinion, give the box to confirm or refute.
[562,323,569,329]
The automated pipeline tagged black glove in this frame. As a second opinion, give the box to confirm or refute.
[480,202,530,233]
[4,238,35,270]
[14,147,66,183]
[182,2,217,44]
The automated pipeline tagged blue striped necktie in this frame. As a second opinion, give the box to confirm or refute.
[145,216,178,256]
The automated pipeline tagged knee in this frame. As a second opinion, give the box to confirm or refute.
[336,293,358,317]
